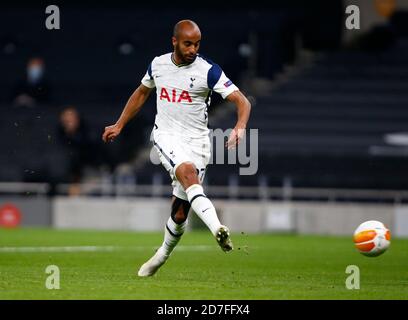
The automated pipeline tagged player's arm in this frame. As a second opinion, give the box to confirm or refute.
[102,84,153,143]
[225,90,251,149]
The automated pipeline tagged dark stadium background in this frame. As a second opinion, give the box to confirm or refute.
[2,0,408,196]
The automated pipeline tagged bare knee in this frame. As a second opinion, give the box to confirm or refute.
[175,162,199,190]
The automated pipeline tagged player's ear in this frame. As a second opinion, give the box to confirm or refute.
[172,36,177,46]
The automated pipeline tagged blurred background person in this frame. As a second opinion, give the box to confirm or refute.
[56,106,93,196]
[12,57,51,107]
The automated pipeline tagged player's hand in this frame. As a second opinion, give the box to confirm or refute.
[226,127,245,150]
[102,124,122,143]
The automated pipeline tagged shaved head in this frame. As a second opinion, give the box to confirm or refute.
[173,20,201,39]
[172,20,202,65]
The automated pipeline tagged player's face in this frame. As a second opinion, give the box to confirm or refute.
[173,31,201,64]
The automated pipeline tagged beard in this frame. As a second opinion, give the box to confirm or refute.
[175,44,196,64]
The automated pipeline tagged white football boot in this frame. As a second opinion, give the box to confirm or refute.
[137,250,168,277]
[215,225,233,252]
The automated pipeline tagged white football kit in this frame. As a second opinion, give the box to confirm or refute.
[141,53,239,200]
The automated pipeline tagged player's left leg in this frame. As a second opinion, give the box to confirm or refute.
[137,196,190,277]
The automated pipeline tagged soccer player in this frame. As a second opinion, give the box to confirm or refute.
[102,20,251,277]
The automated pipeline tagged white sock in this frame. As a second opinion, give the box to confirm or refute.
[186,184,221,236]
[157,217,186,257]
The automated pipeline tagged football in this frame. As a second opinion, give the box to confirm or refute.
[353,220,391,257]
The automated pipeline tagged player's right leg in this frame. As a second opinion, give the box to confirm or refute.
[137,196,190,277]
[175,162,233,253]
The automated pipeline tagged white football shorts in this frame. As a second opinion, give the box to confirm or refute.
[152,129,211,201]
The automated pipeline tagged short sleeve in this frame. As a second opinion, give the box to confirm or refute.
[207,64,239,99]
[141,59,156,88]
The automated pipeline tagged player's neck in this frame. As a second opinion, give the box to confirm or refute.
[172,52,184,65]
[171,52,193,67]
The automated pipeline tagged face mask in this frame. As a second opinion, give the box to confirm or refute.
[28,66,44,83]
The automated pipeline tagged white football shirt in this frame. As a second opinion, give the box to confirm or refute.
[141,53,239,138]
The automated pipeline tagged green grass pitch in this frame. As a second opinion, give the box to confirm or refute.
[0,228,407,299]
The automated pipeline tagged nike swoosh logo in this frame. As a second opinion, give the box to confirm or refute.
[202,208,211,213]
